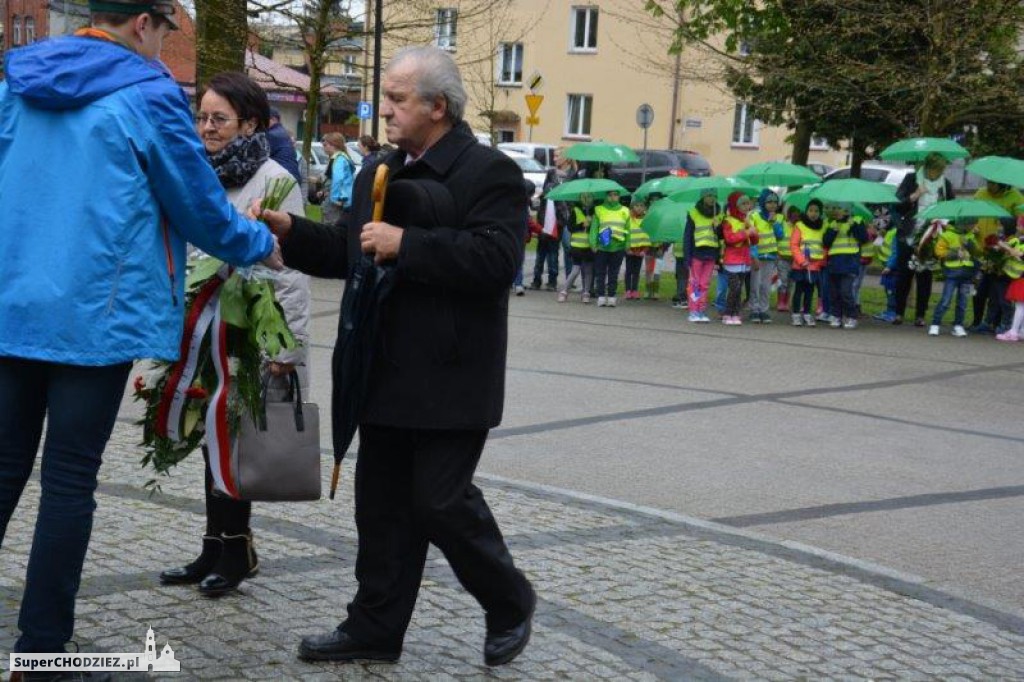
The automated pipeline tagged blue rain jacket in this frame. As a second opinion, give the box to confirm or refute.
[0,36,275,365]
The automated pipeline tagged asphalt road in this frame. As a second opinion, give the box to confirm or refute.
[291,273,1024,618]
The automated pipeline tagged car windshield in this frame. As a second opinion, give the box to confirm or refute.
[678,153,711,172]
[514,157,545,172]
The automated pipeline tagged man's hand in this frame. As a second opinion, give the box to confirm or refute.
[256,204,296,241]
[267,361,294,377]
[361,221,404,264]
[262,235,284,271]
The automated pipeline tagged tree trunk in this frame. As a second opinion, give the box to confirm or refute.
[194,0,248,91]
[850,136,866,178]
[790,118,812,166]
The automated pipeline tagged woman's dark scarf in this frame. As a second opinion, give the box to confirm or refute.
[801,199,824,231]
[208,132,269,188]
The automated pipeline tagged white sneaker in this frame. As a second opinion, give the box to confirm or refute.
[803,313,816,327]
[952,325,968,337]
[597,296,607,307]
[514,285,525,296]
[829,317,842,328]
[607,297,617,307]
[928,324,940,336]
[816,312,832,323]
[842,318,858,329]
[688,312,700,322]
[791,313,803,327]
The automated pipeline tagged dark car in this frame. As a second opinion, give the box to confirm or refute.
[608,149,713,192]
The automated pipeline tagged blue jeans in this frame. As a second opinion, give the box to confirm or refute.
[532,237,559,287]
[714,270,728,312]
[931,270,973,326]
[561,227,574,278]
[0,358,132,653]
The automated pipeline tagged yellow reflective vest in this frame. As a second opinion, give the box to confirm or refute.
[627,216,652,249]
[749,212,779,256]
[570,207,591,249]
[593,204,630,251]
[689,208,719,249]
[829,219,860,256]
[1003,237,1024,279]
[795,221,825,263]
[777,221,795,259]
[875,229,895,265]
[935,227,977,269]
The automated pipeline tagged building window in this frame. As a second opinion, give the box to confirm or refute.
[570,7,598,51]
[24,17,35,43]
[810,134,829,150]
[738,40,751,56]
[732,102,758,147]
[341,55,357,76]
[566,94,592,137]
[12,15,21,45]
[435,8,457,50]
[497,43,523,85]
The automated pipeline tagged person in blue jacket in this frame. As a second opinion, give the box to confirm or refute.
[0,0,280,662]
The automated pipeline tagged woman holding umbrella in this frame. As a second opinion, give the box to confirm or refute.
[892,152,954,326]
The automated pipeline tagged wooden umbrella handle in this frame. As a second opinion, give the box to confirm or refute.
[372,164,389,222]
[329,462,341,500]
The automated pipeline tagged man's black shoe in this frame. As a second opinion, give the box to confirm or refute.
[484,586,536,666]
[297,628,400,663]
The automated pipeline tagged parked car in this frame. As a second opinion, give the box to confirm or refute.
[806,162,835,178]
[497,142,558,170]
[608,149,713,193]
[502,150,547,210]
[822,162,912,187]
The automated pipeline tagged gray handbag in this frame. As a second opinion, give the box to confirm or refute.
[234,371,321,501]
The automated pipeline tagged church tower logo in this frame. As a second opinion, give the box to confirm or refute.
[142,627,181,672]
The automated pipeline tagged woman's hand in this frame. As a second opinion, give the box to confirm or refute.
[267,362,294,377]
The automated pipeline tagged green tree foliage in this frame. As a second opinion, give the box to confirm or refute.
[195,0,249,89]
[645,0,1024,169]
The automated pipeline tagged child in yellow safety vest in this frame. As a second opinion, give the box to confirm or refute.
[995,220,1024,342]
[775,204,799,312]
[623,202,652,300]
[683,189,721,323]
[748,189,783,323]
[557,200,596,303]
[822,204,870,328]
[928,219,981,337]
[590,190,630,307]
[874,210,900,323]
[789,199,827,326]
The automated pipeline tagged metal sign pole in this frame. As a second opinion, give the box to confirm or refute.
[641,126,649,185]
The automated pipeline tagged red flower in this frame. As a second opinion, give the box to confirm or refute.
[133,375,145,393]
[185,386,208,400]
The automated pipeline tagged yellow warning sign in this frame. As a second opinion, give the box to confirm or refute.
[525,115,540,126]
[525,94,544,117]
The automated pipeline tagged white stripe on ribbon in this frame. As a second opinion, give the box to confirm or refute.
[166,294,220,442]
[542,199,558,237]
[206,307,237,498]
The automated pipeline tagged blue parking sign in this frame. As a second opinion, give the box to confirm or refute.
[357,101,373,120]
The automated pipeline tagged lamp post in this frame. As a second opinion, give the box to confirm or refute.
[371,0,383,138]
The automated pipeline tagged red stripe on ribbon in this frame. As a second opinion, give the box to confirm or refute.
[211,318,238,498]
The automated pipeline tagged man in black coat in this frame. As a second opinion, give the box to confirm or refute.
[259,45,535,668]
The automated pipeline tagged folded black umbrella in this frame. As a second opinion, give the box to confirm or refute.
[330,178,458,495]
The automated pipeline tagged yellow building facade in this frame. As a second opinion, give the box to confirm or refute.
[377,0,847,175]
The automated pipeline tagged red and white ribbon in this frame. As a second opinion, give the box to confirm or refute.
[205,307,239,499]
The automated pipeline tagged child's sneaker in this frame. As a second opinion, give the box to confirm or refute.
[803,313,816,327]
[951,325,968,338]
[928,324,940,336]
[842,318,858,329]
[697,312,711,323]
[582,293,591,304]
[688,312,700,322]
[556,291,568,303]
[817,312,833,323]
[514,285,525,296]
[829,316,842,328]
[996,330,1020,342]
[791,313,803,326]
[597,296,607,307]
[607,297,617,307]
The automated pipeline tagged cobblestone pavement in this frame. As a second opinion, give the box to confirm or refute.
[3,422,1024,681]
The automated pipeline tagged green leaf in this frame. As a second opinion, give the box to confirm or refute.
[187,257,224,289]
[243,279,297,358]
[218,273,250,329]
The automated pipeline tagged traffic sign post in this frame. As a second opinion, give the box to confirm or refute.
[525,94,544,142]
[636,104,655,185]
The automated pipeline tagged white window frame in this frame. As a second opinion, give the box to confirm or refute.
[810,134,830,151]
[570,6,598,52]
[12,15,21,46]
[497,42,523,86]
[738,40,751,56]
[565,93,593,138]
[25,16,35,43]
[341,54,357,76]
[434,8,457,50]
[731,102,759,148]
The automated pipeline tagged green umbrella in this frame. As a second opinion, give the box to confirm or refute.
[781,186,818,212]
[879,137,969,163]
[563,140,639,164]
[735,161,821,187]
[965,156,1024,188]
[633,176,692,204]
[545,178,629,202]
[810,179,899,204]
[641,198,693,243]
[667,176,758,203]
[917,198,1012,223]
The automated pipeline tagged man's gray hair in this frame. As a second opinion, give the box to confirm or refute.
[387,46,467,125]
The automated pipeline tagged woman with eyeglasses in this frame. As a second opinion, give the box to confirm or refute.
[159,72,311,597]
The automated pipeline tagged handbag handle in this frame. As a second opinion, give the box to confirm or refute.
[256,369,306,433]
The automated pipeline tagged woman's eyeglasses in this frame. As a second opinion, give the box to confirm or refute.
[194,113,244,129]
